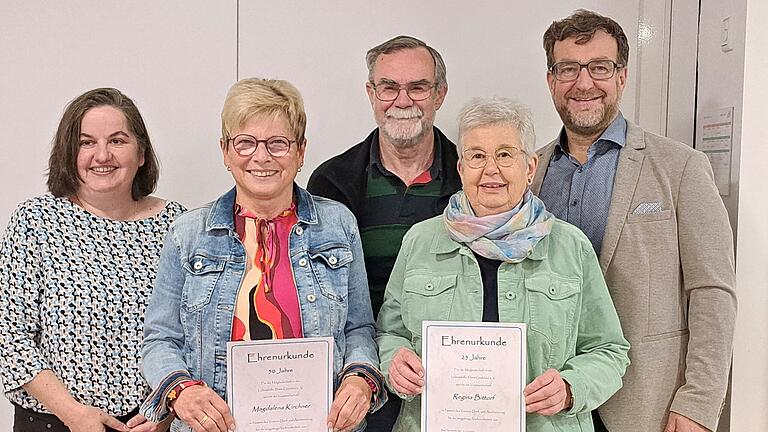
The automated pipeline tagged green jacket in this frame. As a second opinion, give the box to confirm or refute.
[376,215,630,432]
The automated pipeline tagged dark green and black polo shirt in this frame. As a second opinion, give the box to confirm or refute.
[307,127,462,319]
[358,138,456,317]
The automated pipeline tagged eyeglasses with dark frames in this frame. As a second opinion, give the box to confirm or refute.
[227,134,296,157]
[549,59,624,82]
[369,80,436,102]
[462,147,527,169]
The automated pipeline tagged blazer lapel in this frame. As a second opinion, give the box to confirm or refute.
[598,122,646,273]
[531,141,556,195]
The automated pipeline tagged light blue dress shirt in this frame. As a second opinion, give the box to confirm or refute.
[538,113,627,256]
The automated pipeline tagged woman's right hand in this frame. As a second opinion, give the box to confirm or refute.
[60,403,129,432]
[388,348,424,395]
[172,385,235,432]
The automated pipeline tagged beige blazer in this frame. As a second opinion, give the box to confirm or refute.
[532,121,736,431]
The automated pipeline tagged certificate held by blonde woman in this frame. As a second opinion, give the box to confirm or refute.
[227,337,334,431]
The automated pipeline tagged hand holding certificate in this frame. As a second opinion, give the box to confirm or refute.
[227,337,333,432]
[421,321,526,432]
[388,348,425,395]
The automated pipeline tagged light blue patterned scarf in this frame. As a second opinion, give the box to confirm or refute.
[443,190,554,262]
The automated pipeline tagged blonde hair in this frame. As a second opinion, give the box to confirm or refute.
[221,78,307,143]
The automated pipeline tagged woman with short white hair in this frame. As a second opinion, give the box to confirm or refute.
[376,97,630,432]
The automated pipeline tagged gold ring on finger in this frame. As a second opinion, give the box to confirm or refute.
[201,414,209,425]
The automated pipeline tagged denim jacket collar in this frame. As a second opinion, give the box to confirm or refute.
[205,184,319,233]
[294,185,319,225]
[430,216,550,261]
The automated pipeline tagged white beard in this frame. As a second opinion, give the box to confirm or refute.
[380,106,430,149]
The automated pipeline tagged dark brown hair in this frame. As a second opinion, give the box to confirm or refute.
[47,88,159,200]
[543,9,629,69]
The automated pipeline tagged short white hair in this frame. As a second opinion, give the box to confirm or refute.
[457,97,536,156]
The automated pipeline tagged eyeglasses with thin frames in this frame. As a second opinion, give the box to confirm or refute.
[549,59,623,82]
[227,134,297,157]
[462,147,527,169]
[369,80,436,102]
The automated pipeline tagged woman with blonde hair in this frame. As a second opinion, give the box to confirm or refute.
[141,78,385,432]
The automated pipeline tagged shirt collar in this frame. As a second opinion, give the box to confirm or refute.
[235,202,296,220]
[555,111,627,156]
[207,185,318,232]
[369,127,444,178]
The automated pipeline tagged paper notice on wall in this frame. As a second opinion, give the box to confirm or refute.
[700,107,733,196]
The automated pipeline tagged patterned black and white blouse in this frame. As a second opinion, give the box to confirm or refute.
[0,193,186,416]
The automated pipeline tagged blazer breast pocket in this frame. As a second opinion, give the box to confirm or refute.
[626,209,672,224]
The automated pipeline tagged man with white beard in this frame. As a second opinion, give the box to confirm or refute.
[308,35,461,432]
[532,10,736,432]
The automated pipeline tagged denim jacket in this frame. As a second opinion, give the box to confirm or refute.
[141,185,385,426]
[376,215,629,432]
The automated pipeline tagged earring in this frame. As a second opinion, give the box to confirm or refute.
[226,166,231,171]
[298,165,303,173]
[527,177,533,185]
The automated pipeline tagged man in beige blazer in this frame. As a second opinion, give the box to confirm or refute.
[532,9,736,432]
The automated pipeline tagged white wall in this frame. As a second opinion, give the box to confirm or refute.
[1,1,648,230]
[731,0,768,429]
[0,1,238,227]
[0,1,237,428]
[236,1,641,186]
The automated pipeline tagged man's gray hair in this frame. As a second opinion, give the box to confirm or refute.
[457,97,536,156]
[366,35,448,89]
